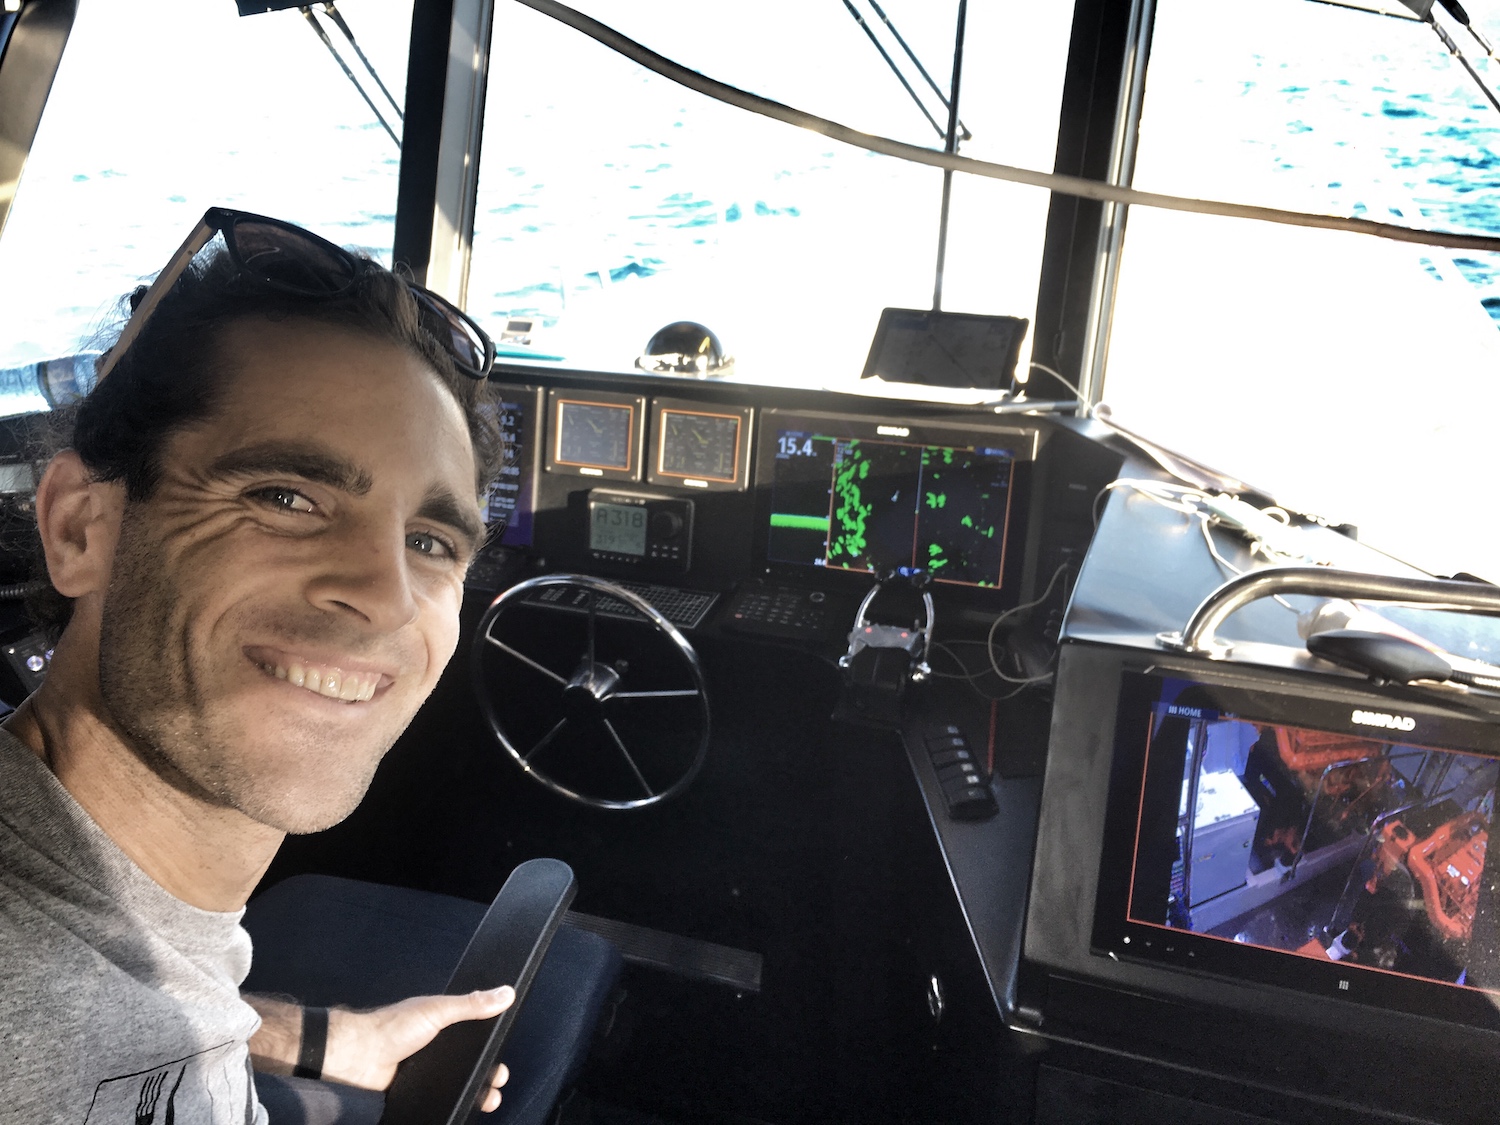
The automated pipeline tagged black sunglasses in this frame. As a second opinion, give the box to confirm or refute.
[96,206,496,382]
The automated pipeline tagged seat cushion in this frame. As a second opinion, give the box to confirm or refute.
[243,874,621,1125]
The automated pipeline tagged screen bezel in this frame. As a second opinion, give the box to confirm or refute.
[751,407,1038,602]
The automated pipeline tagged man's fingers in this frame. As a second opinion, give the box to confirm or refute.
[323,988,518,1093]
[474,1062,510,1113]
[421,985,515,1031]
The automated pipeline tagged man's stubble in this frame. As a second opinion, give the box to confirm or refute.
[95,502,400,835]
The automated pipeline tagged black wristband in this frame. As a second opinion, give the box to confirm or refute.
[293,1005,329,1080]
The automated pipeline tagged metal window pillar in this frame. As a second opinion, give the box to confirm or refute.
[393,0,494,306]
[0,0,78,245]
[1076,0,1154,408]
[1028,0,1155,407]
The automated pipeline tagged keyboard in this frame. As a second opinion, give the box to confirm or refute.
[526,581,719,630]
[720,583,840,641]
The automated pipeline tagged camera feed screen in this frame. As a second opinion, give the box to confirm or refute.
[766,426,1019,588]
[1095,673,1500,1028]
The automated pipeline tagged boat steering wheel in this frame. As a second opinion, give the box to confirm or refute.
[470,574,711,809]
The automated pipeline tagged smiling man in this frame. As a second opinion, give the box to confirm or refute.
[0,211,512,1124]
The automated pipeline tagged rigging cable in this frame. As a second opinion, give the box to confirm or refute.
[515,0,1500,254]
[1436,0,1500,58]
[931,0,968,312]
[1413,1,1500,117]
[840,0,945,140]
[866,0,970,141]
[319,2,404,121]
[300,6,400,147]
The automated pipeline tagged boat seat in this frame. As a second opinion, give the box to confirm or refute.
[242,873,622,1125]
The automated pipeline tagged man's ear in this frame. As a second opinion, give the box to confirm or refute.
[35,450,125,599]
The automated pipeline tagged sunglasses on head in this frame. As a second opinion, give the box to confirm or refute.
[96,206,496,383]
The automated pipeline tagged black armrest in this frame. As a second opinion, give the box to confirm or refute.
[377,858,577,1125]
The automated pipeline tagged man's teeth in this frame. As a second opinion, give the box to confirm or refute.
[265,661,378,702]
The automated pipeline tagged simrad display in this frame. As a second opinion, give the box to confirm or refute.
[763,416,1030,589]
[1093,671,1500,1030]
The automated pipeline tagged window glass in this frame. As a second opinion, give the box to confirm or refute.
[1103,0,1500,579]
[468,0,1074,391]
[0,0,412,370]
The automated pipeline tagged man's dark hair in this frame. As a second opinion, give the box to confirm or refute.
[30,245,504,636]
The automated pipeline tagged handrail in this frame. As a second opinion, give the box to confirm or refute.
[1158,568,1500,657]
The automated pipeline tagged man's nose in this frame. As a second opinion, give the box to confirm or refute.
[305,517,420,632]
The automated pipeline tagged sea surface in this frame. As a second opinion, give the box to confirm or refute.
[5,1,1500,374]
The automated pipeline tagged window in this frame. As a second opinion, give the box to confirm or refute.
[0,0,412,372]
[468,0,1074,391]
[1102,0,1500,579]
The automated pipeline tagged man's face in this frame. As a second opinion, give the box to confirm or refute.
[94,318,483,834]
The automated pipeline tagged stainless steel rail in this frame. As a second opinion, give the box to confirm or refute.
[1158,567,1500,657]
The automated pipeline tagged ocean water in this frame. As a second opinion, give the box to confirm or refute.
[3,1,1500,372]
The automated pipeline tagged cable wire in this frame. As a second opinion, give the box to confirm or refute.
[1026,361,1085,402]
[983,562,1072,684]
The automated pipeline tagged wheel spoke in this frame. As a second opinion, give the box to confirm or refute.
[485,635,567,686]
[586,588,597,670]
[608,689,701,699]
[603,718,655,798]
[523,717,570,763]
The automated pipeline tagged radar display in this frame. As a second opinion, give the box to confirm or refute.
[768,428,1016,587]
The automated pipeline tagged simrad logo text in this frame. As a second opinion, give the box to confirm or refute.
[1351,709,1416,732]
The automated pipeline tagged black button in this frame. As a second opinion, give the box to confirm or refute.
[926,734,968,754]
[931,748,972,769]
[948,786,998,820]
[937,762,981,786]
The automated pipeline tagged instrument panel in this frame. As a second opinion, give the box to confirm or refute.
[477,374,1120,626]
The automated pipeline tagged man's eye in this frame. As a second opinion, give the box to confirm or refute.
[253,487,316,513]
[408,531,457,559]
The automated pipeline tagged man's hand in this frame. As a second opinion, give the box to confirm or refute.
[247,987,515,1113]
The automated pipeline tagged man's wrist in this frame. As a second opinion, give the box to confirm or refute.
[244,993,306,1075]
[293,1005,330,1079]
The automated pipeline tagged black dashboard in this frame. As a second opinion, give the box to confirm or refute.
[464,366,1125,654]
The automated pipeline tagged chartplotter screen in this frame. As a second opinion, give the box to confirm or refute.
[762,415,1033,589]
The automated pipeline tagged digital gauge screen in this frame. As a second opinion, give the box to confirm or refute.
[590,502,648,556]
[556,400,634,470]
[479,393,535,547]
[658,409,742,483]
[767,427,1020,588]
